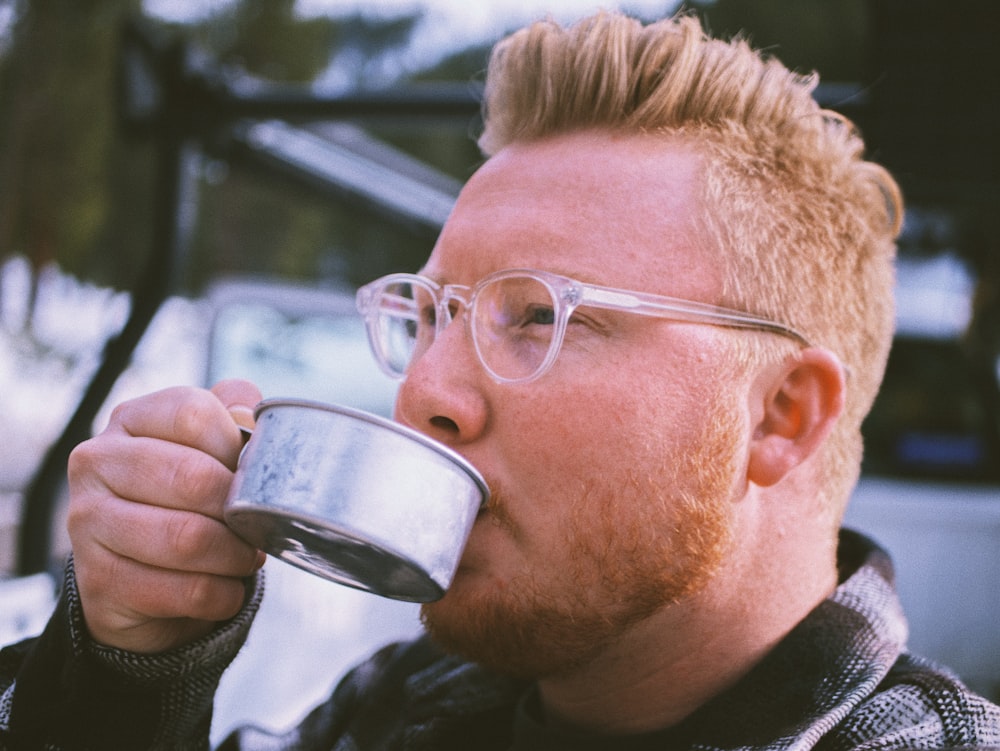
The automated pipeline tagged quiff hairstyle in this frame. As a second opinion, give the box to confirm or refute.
[478,12,903,514]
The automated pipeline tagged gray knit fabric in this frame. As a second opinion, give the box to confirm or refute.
[0,559,263,749]
[2,531,999,750]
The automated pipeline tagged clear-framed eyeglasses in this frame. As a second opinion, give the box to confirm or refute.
[356,268,810,385]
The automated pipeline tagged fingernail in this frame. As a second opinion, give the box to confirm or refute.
[228,405,256,431]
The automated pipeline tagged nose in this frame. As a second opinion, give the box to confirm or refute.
[394,309,489,447]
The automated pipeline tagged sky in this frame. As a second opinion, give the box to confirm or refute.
[294,0,685,38]
[146,0,684,27]
[138,0,688,96]
[143,0,686,70]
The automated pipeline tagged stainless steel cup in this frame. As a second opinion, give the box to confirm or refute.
[224,398,488,602]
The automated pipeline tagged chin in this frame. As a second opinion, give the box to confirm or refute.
[421,568,641,679]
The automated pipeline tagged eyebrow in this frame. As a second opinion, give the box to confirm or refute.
[414,268,445,286]
[416,266,602,290]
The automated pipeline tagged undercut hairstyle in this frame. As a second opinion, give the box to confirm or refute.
[478,11,903,514]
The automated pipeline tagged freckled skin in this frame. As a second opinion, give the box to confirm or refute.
[393,132,747,677]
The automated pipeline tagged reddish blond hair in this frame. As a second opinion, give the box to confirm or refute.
[479,12,903,510]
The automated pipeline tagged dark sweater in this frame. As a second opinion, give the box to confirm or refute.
[2,531,999,750]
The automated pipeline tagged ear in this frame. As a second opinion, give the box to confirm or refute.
[747,348,846,487]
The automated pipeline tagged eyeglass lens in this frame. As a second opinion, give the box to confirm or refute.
[373,280,426,375]
[371,275,561,382]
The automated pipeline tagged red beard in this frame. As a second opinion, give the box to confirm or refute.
[420,397,742,679]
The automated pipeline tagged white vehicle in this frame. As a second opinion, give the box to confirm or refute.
[844,249,1000,702]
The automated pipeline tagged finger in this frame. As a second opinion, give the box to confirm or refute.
[69,433,234,519]
[76,547,251,634]
[85,496,261,577]
[107,386,242,466]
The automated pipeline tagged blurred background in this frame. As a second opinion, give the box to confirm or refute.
[1,0,998,742]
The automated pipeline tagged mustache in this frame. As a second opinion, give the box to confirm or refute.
[479,480,520,537]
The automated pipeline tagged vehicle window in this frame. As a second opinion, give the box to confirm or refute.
[861,238,1000,483]
[862,336,1000,482]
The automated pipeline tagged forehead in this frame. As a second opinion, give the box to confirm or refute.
[425,131,719,299]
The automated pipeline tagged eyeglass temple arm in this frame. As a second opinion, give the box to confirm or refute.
[579,286,811,346]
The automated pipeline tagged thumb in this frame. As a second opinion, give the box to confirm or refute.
[211,378,263,431]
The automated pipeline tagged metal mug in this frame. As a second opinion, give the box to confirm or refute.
[224,398,488,602]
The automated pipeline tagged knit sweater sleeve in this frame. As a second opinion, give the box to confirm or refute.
[0,559,264,751]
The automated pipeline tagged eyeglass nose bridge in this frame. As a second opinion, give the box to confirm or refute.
[434,283,474,333]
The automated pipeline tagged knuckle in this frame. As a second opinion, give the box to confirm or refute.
[65,496,94,542]
[169,450,226,505]
[106,400,131,428]
[74,548,126,621]
[185,573,243,621]
[183,574,215,613]
[66,468,110,543]
[67,437,103,482]
[171,391,219,445]
[165,510,215,561]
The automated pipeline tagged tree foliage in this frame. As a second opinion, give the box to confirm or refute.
[0,0,144,289]
[0,0,454,314]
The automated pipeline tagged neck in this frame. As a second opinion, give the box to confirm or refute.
[535,504,839,735]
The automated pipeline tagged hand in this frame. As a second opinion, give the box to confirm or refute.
[67,379,264,653]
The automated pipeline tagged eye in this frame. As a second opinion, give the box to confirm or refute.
[399,307,430,340]
[522,304,555,326]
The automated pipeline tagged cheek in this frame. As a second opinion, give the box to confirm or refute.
[510,376,704,469]
[494,389,627,486]
[484,339,741,553]
[491,382,693,525]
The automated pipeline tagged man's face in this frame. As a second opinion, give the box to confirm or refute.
[395,132,752,678]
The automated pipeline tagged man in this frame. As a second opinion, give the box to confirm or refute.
[2,10,999,750]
